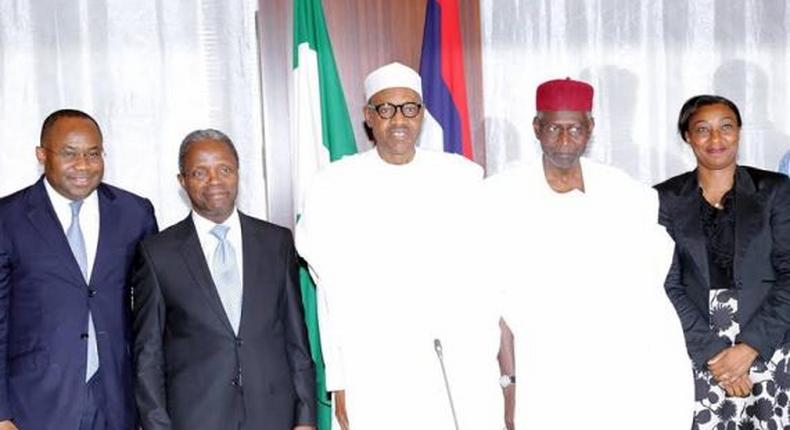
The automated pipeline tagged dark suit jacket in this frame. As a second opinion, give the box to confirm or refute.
[0,177,158,429]
[655,166,790,369]
[133,212,315,430]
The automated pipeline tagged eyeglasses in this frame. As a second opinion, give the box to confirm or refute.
[368,102,423,119]
[41,147,104,163]
[185,165,238,182]
[539,122,588,140]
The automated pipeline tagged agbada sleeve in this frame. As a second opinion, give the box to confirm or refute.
[294,180,347,392]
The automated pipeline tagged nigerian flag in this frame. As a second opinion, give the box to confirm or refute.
[292,0,356,428]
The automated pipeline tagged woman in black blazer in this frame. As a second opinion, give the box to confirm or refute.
[656,95,790,429]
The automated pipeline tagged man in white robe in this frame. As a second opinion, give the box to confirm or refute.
[296,62,502,429]
[483,78,694,428]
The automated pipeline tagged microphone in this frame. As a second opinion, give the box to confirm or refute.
[434,338,460,430]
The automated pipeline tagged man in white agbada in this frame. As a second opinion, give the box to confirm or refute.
[296,62,502,429]
[483,78,694,428]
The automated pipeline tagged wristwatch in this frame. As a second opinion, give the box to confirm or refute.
[499,375,516,388]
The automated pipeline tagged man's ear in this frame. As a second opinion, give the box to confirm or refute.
[35,146,47,165]
[177,173,186,189]
[532,116,541,139]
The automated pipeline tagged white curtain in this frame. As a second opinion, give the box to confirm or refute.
[0,0,265,228]
[481,0,790,183]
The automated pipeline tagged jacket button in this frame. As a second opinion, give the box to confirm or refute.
[88,288,97,297]
[235,337,243,347]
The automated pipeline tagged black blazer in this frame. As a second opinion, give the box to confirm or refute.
[655,166,790,369]
[132,212,315,430]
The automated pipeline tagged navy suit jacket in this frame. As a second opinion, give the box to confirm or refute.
[656,166,790,369]
[0,177,158,429]
[133,213,315,430]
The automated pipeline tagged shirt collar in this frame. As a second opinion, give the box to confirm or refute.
[370,147,421,168]
[191,208,241,235]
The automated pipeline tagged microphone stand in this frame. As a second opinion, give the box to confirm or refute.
[434,338,460,430]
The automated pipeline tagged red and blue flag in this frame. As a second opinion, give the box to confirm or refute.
[419,0,474,160]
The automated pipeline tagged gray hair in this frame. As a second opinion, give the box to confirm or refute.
[178,129,239,174]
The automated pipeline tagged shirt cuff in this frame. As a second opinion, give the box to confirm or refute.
[324,362,346,392]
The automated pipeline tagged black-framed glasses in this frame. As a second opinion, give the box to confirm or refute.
[368,102,423,119]
[40,147,105,163]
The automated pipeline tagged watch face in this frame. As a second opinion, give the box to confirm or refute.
[499,375,514,388]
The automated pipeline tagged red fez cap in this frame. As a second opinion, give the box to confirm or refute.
[536,78,594,111]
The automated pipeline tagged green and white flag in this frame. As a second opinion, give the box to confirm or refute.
[292,0,356,428]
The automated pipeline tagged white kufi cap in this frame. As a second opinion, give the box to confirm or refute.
[364,62,422,101]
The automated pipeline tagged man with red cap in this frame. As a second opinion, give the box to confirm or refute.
[482,78,693,428]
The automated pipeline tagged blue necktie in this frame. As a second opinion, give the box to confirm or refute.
[67,200,99,382]
[210,224,242,333]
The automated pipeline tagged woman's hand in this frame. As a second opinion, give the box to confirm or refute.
[708,343,759,385]
[721,374,753,397]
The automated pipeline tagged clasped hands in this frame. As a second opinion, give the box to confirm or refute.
[708,343,759,398]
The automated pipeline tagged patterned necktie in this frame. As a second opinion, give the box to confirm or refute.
[67,200,99,382]
[210,224,242,333]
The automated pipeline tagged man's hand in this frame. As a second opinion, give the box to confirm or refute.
[721,374,753,398]
[293,426,315,430]
[498,319,515,430]
[0,420,18,430]
[503,384,515,430]
[708,344,759,385]
[334,390,350,430]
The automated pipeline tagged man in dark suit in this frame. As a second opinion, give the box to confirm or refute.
[133,129,315,430]
[0,109,158,430]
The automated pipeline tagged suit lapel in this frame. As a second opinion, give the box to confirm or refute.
[675,172,710,288]
[25,178,86,287]
[734,167,763,275]
[91,184,117,286]
[238,213,263,336]
[178,217,235,334]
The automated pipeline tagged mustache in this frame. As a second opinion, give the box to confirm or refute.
[387,125,412,134]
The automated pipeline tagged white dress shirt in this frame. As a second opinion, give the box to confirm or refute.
[44,178,99,282]
[191,209,244,330]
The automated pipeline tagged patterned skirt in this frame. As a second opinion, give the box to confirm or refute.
[692,289,790,429]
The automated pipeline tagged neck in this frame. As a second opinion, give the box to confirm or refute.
[376,146,415,165]
[697,164,736,205]
[196,209,234,225]
[542,156,584,193]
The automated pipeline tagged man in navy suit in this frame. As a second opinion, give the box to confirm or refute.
[0,109,158,430]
